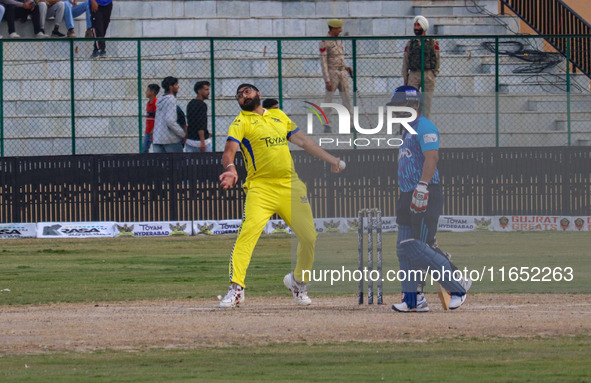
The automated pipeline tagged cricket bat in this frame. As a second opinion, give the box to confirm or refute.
[436,282,451,310]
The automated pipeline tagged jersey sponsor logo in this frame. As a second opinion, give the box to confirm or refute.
[271,117,282,123]
[423,133,438,143]
[300,196,309,204]
[260,136,287,147]
[399,148,412,159]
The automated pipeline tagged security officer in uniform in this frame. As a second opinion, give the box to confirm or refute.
[401,15,440,119]
[320,19,353,133]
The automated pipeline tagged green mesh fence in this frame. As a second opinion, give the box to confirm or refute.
[2,40,73,156]
[0,35,589,156]
[74,39,139,154]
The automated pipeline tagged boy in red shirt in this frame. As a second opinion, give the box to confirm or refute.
[143,84,160,153]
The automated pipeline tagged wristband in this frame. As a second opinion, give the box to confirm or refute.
[418,181,429,187]
[225,163,235,170]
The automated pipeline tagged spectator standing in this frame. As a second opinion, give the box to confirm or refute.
[90,0,112,58]
[152,76,185,153]
[177,105,188,147]
[401,15,440,118]
[186,81,212,153]
[142,83,159,154]
[319,19,353,133]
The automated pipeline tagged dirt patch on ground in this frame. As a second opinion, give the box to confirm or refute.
[1,294,590,355]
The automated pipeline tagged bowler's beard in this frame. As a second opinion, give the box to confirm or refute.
[414,28,423,36]
[240,94,261,111]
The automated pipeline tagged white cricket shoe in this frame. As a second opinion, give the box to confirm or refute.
[449,294,466,310]
[283,272,311,306]
[9,32,21,39]
[219,283,244,308]
[392,294,430,313]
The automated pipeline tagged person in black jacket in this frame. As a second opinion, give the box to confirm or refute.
[186,81,212,152]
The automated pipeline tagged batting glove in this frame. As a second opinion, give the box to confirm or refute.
[410,181,429,214]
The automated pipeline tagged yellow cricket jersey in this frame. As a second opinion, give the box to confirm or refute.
[227,108,300,184]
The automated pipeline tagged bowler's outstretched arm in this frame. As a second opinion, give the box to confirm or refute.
[288,130,342,173]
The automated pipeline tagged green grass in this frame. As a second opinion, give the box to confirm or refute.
[0,232,590,305]
[0,236,292,305]
[1,337,590,382]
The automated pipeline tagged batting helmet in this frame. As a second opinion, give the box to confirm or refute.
[386,85,422,107]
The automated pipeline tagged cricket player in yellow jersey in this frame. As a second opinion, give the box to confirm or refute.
[219,83,344,308]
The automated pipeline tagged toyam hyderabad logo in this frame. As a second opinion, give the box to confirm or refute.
[303,102,418,148]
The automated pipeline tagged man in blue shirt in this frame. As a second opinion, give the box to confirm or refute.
[389,86,471,313]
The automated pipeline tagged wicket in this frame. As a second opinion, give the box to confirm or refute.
[357,208,383,305]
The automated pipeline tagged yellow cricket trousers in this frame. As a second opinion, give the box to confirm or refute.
[229,178,317,287]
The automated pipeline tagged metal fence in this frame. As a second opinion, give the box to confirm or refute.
[0,35,590,157]
[1,147,589,223]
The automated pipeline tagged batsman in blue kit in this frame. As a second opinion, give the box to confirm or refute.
[389,86,471,312]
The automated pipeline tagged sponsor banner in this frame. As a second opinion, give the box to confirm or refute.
[346,216,398,233]
[438,216,493,232]
[492,216,591,232]
[11,216,590,240]
[0,223,37,239]
[380,216,398,232]
[37,222,115,238]
[265,219,293,235]
[263,216,397,235]
[114,222,192,237]
[314,218,348,234]
[343,217,361,233]
[194,220,242,235]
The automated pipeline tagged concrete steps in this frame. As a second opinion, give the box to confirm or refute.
[554,119,591,132]
[527,97,591,112]
[0,0,517,39]
[434,24,513,36]
[414,1,498,17]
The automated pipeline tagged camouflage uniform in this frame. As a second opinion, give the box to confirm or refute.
[320,36,352,127]
[402,38,440,118]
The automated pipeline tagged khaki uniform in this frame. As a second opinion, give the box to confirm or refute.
[402,39,441,118]
[320,37,352,126]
